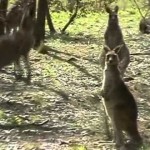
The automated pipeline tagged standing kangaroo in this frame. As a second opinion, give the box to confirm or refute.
[100,5,130,76]
[0,2,35,83]
[101,45,142,149]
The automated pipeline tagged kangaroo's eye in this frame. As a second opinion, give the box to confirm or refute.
[106,55,110,61]
[112,55,115,59]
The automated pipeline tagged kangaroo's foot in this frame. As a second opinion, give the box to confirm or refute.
[14,73,23,81]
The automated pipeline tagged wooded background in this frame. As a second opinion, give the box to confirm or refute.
[0,0,149,47]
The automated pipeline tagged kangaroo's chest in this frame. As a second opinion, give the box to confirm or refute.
[102,74,115,96]
[105,30,122,48]
[102,78,119,118]
[102,99,114,119]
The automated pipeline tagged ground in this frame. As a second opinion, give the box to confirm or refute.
[0,7,150,150]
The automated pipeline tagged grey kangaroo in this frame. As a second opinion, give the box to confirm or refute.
[101,45,142,149]
[100,5,130,76]
[0,2,35,83]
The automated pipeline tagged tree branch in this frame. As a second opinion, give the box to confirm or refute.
[61,0,79,34]
[132,0,150,19]
[131,0,144,19]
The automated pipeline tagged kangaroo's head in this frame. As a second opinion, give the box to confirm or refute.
[105,5,119,24]
[104,45,123,66]
[19,1,35,32]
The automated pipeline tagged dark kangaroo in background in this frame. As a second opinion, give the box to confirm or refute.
[6,4,23,33]
[5,0,29,34]
[100,5,130,76]
[0,2,35,83]
[101,45,142,149]
[139,18,150,34]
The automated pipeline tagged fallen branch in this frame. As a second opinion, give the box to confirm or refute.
[0,119,49,130]
[61,0,79,33]
[130,52,150,55]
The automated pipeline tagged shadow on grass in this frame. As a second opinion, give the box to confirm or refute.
[48,87,69,101]
[43,46,99,65]
[0,99,30,113]
[45,32,99,45]
[47,52,99,81]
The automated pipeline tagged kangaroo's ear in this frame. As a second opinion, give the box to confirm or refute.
[113,44,123,54]
[105,4,112,14]
[104,45,111,53]
[114,5,119,13]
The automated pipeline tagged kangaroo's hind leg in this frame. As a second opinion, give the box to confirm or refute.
[14,57,23,80]
[22,54,31,84]
[126,122,142,149]
[112,113,124,148]
[113,123,124,148]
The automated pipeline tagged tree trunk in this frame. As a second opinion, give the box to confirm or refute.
[30,0,36,18]
[0,0,8,35]
[46,1,56,34]
[34,0,47,47]
[68,0,76,13]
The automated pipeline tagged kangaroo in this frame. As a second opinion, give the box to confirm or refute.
[99,5,130,76]
[6,4,23,34]
[0,2,35,83]
[101,45,142,149]
[5,0,30,34]
[139,18,150,34]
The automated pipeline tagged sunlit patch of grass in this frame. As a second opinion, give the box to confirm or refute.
[0,110,7,120]
[40,43,82,76]
[68,13,102,36]
[43,64,59,78]
[0,111,24,125]
[48,12,71,31]
[21,142,41,150]
[43,60,79,80]
[30,115,43,122]
[30,91,50,106]
[119,9,140,31]
[0,143,7,149]
[48,11,103,37]
[8,115,24,125]
[1,114,25,125]
[70,144,87,150]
